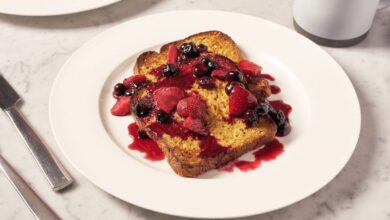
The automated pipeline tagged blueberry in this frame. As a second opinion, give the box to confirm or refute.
[268,109,286,126]
[198,77,215,89]
[201,57,218,71]
[198,44,208,52]
[201,57,211,65]
[137,130,149,139]
[225,81,245,95]
[114,83,126,97]
[226,71,245,82]
[243,110,259,125]
[156,110,171,123]
[255,102,270,116]
[277,121,291,136]
[163,64,177,77]
[180,42,199,57]
[207,60,218,70]
[135,103,151,118]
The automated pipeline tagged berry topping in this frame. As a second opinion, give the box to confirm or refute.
[198,77,215,89]
[163,64,177,77]
[226,71,245,82]
[167,44,179,64]
[123,75,147,88]
[177,54,187,63]
[268,109,286,126]
[135,103,151,118]
[198,44,208,52]
[124,88,135,96]
[211,69,228,80]
[137,130,149,139]
[156,110,171,124]
[276,121,291,136]
[193,63,208,78]
[213,54,237,72]
[177,95,207,118]
[183,117,209,135]
[255,102,270,116]
[225,81,245,95]
[201,57,211,65]
[180,42,199,57]
[268,102,292,136]
[152,87,185,113]
[124,81,144,96]
[243,109,259,125]
[228,85,258,116]
[201,57,218,71]
[238,60,262,83]
[111,96,131,116]
[113,83,126,97]
[269,100,292,118]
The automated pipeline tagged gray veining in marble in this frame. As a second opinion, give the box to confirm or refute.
[0,0,389,219]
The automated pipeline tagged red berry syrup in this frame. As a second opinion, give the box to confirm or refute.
[221,139,284,172]
[128,123,164,161]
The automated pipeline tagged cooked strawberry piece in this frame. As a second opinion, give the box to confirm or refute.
[213,54,237,72]
[229,85,258,116]
[183,117,209,135]
[111,96,131,116]
[237,60,262,83]
[193,63,208,78]
[123,74,147,88]
[179,63,197,75]
[153,87,185,113]
[167,44,179,65]
[211,69,228,79]
[177,95,206,118]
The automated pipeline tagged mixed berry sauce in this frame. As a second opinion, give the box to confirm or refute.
[112,41,292,173]
[221,139,284,172]
[270,85,281,94]
[127,123,164,161]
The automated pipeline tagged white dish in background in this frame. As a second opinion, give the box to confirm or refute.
[49,11,361,219]
[0,0,120,16]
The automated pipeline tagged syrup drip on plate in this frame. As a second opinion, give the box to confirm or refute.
[221,139,284,172]
[128,123,164,161]
[270,85,281,94]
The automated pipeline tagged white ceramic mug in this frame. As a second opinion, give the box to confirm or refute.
[293,0,390,47]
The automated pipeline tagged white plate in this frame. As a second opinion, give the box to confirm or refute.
[0,0,120,16]
[49,11,361,219]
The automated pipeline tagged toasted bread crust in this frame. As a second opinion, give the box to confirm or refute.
[134,31,242,77]
[136,117,275,177]
[132,30,276,177]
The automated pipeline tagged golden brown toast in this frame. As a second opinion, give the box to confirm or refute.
[134,31,242,78]
[131,31,278,177]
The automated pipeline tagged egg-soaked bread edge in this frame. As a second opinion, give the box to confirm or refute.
[132,31,277,177]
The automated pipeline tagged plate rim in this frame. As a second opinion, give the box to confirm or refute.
[49,10,361,219]
[0,0,121,16]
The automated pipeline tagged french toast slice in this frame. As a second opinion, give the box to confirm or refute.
[129,31,279,177]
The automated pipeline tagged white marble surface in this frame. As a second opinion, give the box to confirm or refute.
[0,0,389,219]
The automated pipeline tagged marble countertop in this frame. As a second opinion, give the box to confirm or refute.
[0,0,389,219]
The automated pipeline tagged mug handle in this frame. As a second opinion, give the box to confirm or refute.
[378,0,390,10]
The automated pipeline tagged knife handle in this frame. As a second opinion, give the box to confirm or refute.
[0,155,61,220]
[5,106,73,191]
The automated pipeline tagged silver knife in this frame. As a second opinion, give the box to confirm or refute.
[0,74,73,191]
[0,154,61,220]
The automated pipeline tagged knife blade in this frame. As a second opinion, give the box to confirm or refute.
[0,74,20,109]
[0,154,61,220]
[0,74,73,191]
